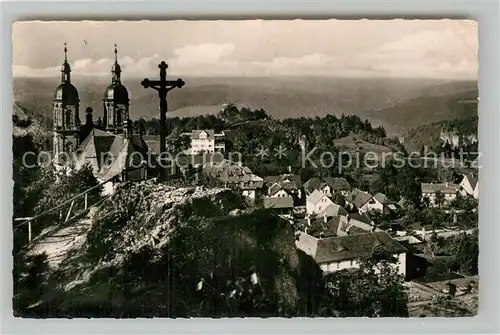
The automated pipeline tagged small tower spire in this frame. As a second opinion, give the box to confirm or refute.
[61,42,71,83]
[111,44,121,84]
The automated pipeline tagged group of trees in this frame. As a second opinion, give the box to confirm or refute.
[131,103,407,177]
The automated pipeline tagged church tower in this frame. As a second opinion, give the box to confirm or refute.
[103,44,130,134]
[53,43,80,165]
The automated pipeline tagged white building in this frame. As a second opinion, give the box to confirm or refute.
[359,193,395,214]
[421,182,460,206]
[295,231,407,277]
[306,189,334,215]
[189,129,225,155]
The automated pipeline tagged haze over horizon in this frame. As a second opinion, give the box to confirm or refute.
[13,19,478,80]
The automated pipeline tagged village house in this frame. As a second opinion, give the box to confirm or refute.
[188,129,226,155]
[306,189,334,215]
[459,174,479,199]
[265,174,303,201]
[263,196,294,214]
[317,202,348,219]
[319,177,352,197]
[363,192,397,214]
[295,231,407,276]
[345,188,372,212]
[303,177,351,198]
[421,182,460,206]
[202,159,263,201]
[305,213,380,239]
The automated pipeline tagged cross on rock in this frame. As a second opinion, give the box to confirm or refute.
[141,61,185,179]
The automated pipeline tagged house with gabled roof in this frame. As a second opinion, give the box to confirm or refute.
[188,129,225,155]
[358,192,396,214]
[266,174,303,198]
[202,159,263,201]
[263,196,294,214]
[320,177,351,197]
[306,189,334,215]
[304,177,351,198]
[317,203,348,219]
[345,188,372,211]
[421,182,460,206]
[295,231,407,276]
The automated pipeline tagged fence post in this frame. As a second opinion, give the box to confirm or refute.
[85,193,88,210]
[65,200,75,222]
[28,221,32,242]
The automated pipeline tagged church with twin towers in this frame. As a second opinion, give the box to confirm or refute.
[52,43,153,185]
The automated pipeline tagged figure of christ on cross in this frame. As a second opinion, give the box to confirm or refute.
[141,61,185,179]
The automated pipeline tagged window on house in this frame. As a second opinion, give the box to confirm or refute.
[350,260,354,266]
[336,262,340,269]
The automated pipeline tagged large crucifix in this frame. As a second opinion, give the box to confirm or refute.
[141,61,185,177]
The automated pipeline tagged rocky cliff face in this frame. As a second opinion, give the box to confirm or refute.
[440,130,478,148]
[18,180,320,318]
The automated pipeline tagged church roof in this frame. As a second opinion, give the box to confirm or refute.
[54,82,79,104]
[104,83,129,103]
[75,128,150,181]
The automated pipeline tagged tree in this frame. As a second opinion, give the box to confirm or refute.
[434,191,445,208]
[450,230,479,275]
[331,192,346,207]
[321,247,408,317]
[166,128,190,154]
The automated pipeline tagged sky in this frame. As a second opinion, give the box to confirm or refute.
[12,19,478,79]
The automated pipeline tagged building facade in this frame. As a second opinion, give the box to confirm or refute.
[52,44,80,166]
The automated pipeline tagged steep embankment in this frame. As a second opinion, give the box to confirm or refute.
[17,180,321,317]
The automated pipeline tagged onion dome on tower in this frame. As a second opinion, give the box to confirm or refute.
[52,43,81,166]
[54,43,79,109]
[103,44,130,134]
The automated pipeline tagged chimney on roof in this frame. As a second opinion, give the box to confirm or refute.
[346,214,350,222]
[323,213,328,223]
[307,216,311,226]
[304,227,308,235]
[446,182,449,187]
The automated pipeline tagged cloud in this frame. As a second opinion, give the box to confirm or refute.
[12,33,477,79]
[358,29,478,79]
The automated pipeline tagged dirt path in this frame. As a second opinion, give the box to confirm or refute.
[27,207,98,269]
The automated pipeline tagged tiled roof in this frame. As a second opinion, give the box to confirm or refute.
[307,189,326,206]
[348,189,373,208]
[191,129,215,140]
[263,196,294,209]
[373,192,390,205]
[322,177,351,191]
[202,159,263,189]
[349,213,372,225]
[421,183,460,194]
[317,203,348,218]
[298,231,407,264]
[304,177,321,193]
[268,183,284,196]
[75,129,151,181]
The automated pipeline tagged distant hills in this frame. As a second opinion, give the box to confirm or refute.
[13,76,477,136]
